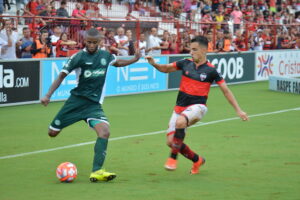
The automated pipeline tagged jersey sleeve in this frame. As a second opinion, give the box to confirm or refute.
[171,59,186,70]
[62,52,80,74]
[212,68,225,85]
[108,54,117,66]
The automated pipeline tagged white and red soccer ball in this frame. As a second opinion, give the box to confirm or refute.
[56,162,77,182]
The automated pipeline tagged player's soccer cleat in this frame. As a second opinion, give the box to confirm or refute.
[190,157,205,175]
[164,157,177,171]
[89,169,116,182]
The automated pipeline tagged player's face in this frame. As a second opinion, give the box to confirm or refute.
[190,42,206,63]
[85,36,100,53]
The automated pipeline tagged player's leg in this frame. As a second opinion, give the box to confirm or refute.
[167,114,188,164]
[48,95,83,138]
[166,104,207,173]
[89,120,116,182]
[85,103,116,182]
[180,104,207,174]
[165,110,199,170]
[92,121,110,172]
[165,111,179,170]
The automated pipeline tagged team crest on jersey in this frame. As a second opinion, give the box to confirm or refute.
[101,58,107,66]
[200,73,207,81]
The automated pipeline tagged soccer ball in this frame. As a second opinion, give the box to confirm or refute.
[56,162,77,182]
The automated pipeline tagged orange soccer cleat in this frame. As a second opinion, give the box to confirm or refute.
[164,157,177,171]
[190,157,205,175]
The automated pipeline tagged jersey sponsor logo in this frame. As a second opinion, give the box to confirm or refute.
[84,69,106,78]
[200,73,207,81]
[84,70,92,78]
[85,62,93,65]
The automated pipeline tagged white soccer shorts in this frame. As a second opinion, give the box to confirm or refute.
[167,104,208,135]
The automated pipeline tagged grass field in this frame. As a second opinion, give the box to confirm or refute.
[0,81,300,200]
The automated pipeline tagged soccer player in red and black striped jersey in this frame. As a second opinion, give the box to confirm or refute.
[146,36,248,174]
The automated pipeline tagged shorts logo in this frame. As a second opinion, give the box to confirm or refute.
[200,73,207,81]
[101,58,107,66]
[54,119,61,126]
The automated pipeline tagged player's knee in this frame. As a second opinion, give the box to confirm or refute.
[48,130,60,137]
[166,135,173,147]
[175,116,187,128]
[101,130,110,139]
[166,140,172,148]
[97,128,110,139]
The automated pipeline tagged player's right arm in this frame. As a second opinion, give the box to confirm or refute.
[41,72,67,106]
[41,52,80,106]
[145,56,177,73]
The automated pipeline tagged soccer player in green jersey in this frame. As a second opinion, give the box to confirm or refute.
[41,28,141,182]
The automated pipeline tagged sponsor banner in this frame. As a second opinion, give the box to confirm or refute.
[0,61,40,105]
[256,50,300,81]
[105,57,167,95]
[168,53,255,89]
[269,76,300,94]
[42,57,168,100]
[41,59,76,100]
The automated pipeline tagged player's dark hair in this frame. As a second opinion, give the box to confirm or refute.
[86,28,100,38]
[191,36,208,48]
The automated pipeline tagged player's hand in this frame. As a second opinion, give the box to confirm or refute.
[238,110,249,121]
[41,96,50,106]
[145,56,155,65]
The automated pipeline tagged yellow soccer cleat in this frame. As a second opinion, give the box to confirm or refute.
[89,169,116,182]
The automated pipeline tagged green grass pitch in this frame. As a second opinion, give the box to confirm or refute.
[0,81,299,200]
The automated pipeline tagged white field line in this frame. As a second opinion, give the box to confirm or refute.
[1,107,299,160]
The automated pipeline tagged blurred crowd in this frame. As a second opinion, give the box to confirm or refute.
[159,0,300,51]
[0,0,299,59]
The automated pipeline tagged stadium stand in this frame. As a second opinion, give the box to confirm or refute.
[0,0,299,59]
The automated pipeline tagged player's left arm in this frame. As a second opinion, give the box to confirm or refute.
[219,82,249,121]
[112,48,141,67]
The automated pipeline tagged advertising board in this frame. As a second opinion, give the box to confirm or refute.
[0,61,40,105]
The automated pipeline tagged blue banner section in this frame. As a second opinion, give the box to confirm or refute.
[41,56,168,100]
[105,57,167,95]
[41,59,77,100]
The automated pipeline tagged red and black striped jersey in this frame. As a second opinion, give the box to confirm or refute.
[172,59,225,113]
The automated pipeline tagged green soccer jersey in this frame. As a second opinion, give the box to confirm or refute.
[62,49,116,103]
